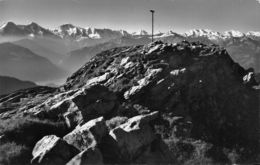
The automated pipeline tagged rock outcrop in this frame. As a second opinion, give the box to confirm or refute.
[64,41,259,148]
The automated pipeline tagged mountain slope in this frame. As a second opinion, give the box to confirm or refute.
[13,38,69,65]
[0,76,37,95]
[62,36,151,72]
[0,41,259,164]
[0,42,67,82]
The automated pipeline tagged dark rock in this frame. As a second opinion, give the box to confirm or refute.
[66,147,103,165]
[109,111,159,162]
[135,136,175,164]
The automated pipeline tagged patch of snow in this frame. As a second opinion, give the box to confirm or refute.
[184,29,224,40]
[224,30,245,38]
[86,27,96,34]
[89,32,101,39]
[119,30,130,36]
[68,27,77,36]
[132,30,149,36]
[158,30,177,38]
[0,22,7,31]
[246,31,260,37]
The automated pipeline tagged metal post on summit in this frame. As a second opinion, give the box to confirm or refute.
[150,10,155,42]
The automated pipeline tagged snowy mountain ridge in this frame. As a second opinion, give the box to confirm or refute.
[1,21,260,42]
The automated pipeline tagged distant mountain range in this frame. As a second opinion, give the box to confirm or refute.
[0,75,37,95]
[1,22,260,42]
[0,22,259,82]
[0,22,58,38]
[0,42,66,82]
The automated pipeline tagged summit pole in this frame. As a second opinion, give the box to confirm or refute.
[150,10,155,42]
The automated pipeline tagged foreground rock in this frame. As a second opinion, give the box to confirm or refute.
[31,135,79,165]
[109,111,159,162]
[63,117,108,151]
[66,147,103,165]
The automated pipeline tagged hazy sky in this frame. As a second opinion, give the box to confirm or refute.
[0,0,259,33]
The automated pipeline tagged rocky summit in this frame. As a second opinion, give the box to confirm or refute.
[0,41,259,165]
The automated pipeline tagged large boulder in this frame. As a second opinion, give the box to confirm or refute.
[66,147,103,165]
[109,111,159,162]
[31,135,79,165]
[63,117,108,151]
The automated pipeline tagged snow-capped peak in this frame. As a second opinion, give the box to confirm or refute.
[0,22,8,30]
[246,31,260,37]
[223,30,245,38]
[132,30,149,36]
[159,30,181,38]
[54,24,90,39]
[184,29,223,40]
[86,27,96,34]
[119,29,130,36]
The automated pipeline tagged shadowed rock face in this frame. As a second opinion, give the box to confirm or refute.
[0,41,259,164]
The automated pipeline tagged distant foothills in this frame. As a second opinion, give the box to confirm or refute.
[0,21,259,87]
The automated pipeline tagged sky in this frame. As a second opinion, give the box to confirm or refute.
[0,0,259,33]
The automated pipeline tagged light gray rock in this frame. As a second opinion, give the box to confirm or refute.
[63,117,108,151]
[31,135,79,165]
